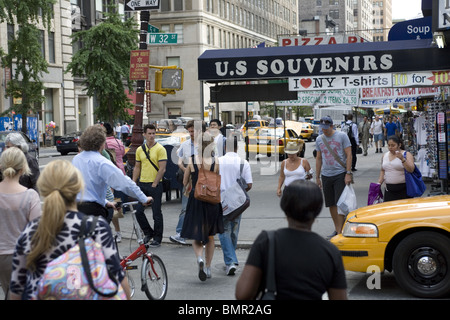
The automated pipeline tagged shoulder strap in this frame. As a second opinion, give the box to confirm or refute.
[78,215,119,298]
[142,143,159,172]
[320,134,346,169]
[264,230,277,298]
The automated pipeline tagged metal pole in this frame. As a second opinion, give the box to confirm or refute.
[127,11,149,168]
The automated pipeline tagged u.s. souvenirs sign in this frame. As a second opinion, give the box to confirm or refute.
[198,39,450,82]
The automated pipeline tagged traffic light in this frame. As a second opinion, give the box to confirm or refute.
[162,68,183,90]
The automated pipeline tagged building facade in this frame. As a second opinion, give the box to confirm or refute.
[0,1,75,141]
[372,0,392,42]
[147,0,299,125]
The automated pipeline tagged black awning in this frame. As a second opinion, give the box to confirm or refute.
[198,39,450,82]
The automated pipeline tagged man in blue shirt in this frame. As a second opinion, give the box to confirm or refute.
[384,116,398,139]
[72,125,152,219]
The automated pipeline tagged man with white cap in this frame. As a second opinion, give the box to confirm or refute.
[315,116,353,239]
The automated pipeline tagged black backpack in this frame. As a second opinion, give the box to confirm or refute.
[342,121,354,139]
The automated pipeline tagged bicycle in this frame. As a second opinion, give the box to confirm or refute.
[115,201,168,300]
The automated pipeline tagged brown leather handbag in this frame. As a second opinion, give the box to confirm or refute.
[194,162,221,204]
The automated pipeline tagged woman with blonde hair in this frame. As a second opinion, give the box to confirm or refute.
[9,160,130,300]
[181,132,224,281]
[0,147,41,298]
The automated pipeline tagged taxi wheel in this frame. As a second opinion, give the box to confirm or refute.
[393,231,450,298]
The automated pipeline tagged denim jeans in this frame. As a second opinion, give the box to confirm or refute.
[135,182,163,242]
[218,215,242,266]
[176,190,188,234]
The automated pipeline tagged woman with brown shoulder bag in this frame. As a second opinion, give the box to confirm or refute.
[181,132,224,281]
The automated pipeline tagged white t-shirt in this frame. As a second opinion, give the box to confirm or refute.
[218,152,252,193]
[371,120,384,135]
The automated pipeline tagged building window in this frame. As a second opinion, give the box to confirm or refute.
[39,30,45,60]
[167,56,180,67]
[174,0,183,11]
[44,89,54,125]
[161,0,171,11]
[174,24,183,43]
[48,31,55,63]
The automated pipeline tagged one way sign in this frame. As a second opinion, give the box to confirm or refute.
[125,0,160,11]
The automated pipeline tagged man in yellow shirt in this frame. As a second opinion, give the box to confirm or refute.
[133,124,168,247]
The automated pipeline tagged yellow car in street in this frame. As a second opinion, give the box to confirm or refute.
[331,195,450,298]
[240,120,270,138]
[245,127,305,161]
[299,122,314,141]
[154,131,189,146]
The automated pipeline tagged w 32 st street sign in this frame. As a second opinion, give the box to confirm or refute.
[148,33,178,44]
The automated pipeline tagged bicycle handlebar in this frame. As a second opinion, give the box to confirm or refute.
[120,201,139,209]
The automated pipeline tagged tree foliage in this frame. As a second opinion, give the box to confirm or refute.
[0,0,56,132]
[66,8,139,124]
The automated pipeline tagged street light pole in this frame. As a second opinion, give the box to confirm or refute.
[127,10,149,169]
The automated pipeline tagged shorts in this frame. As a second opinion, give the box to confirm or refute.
[321,172,346,207]
[374,133,383,142]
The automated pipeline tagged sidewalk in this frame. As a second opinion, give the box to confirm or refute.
[114,142,433,249]
[40,143,434,249]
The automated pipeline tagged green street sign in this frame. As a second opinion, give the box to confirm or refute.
[148,33,178,44]
[148,24,159,33]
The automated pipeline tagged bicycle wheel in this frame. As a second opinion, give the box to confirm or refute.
[126,270,136,298]
[141,254,168,300]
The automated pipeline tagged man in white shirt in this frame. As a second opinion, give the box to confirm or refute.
[218,137,252,276]
[209,119,226,157]
[370,115,384,153]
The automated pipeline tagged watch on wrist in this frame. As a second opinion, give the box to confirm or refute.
[346,171,352,175]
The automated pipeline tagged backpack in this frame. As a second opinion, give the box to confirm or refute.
[342,121,354,139]
[35,215,126,300]
[221,162,250,220]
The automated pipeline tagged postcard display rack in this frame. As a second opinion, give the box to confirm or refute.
[425,102,449,195]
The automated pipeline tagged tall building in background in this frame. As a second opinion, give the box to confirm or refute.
[148,0,299,125]
[298,0,392,42]
[372,0,392,42]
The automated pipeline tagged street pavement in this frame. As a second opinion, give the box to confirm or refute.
[13,140,434,301]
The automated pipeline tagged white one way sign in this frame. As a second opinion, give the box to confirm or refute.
[125,0,160,11]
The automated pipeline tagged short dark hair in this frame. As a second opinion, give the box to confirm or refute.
[280,180,323,223]
[143,124,156,133]
[103,122,114,135]
[210,119,221,127]
[186,120,206,132]
[387,135,403,148]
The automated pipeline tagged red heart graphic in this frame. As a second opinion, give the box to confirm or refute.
[300,78,312,89]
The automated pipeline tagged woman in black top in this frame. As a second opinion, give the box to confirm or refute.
[235,180,347,300]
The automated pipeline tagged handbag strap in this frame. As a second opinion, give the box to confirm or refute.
[79,215,119,297]
[264,230,277,298]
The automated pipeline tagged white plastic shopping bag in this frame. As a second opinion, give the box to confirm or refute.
[337,184,358,216]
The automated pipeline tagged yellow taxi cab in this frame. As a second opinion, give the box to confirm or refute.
[240,120,269,138]
[245,127,305,161]
[331,195,450,298]
[299,122,314,141]
[154,131,189,146]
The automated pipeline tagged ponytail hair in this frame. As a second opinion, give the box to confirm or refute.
[26,160,84,271]
[0,147,30,179]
